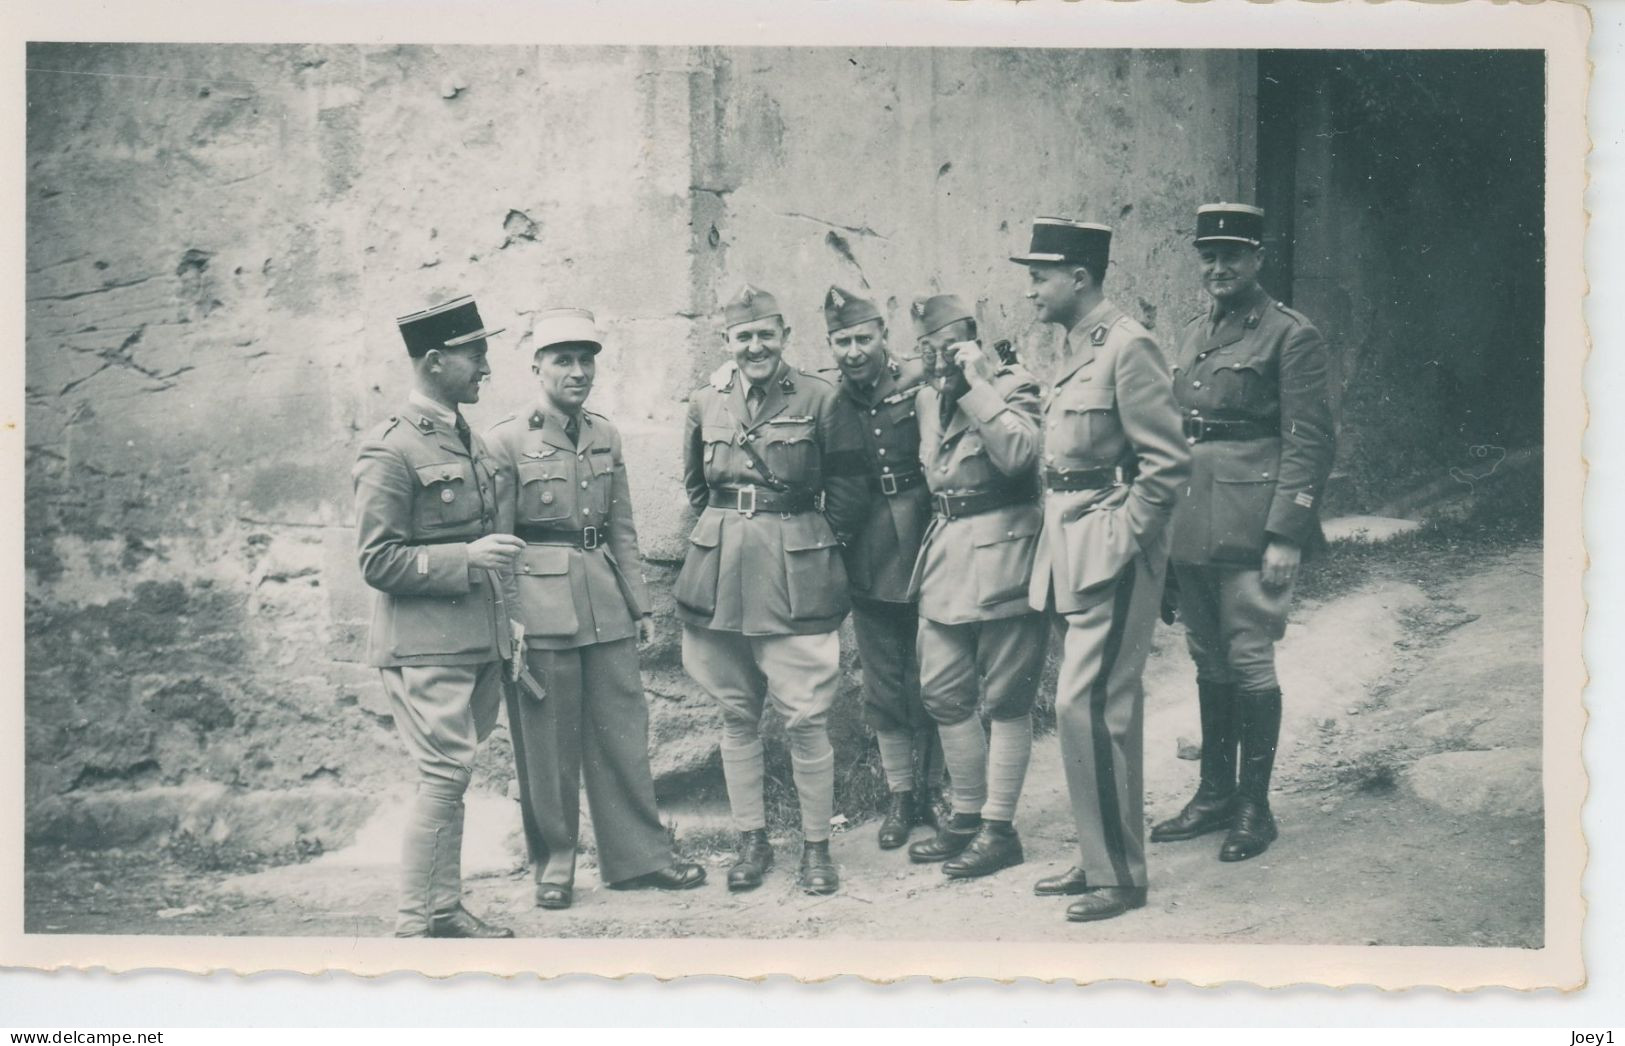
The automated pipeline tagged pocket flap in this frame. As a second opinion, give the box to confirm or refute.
[517,460,563,482]
[702,424,735,444]
[519,545,571,577]
[1062,388,1117,413]
[414,462,466,487]
[1209,440,1281,484]
[688,510,723,549]
[971,511,1042,547]
[782,513,838,552]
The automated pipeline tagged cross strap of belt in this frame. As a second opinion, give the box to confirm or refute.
[930,478,1038,521]
[871,468,925,496]
[1182,413,1277,443]
[1044,460,1139,492]
[515,523,602,550]
[710,484,818,516]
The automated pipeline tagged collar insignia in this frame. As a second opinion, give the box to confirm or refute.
[1090,325,1108,346]
[416,416,436,433]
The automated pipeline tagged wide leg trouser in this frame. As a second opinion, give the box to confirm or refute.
[379,660,505,935]
[507,638,673,888]
[1054,554,1164,889]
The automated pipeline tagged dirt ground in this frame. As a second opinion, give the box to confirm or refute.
[25,540,1544,948]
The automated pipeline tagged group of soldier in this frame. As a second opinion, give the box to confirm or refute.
[351,204,1335,939]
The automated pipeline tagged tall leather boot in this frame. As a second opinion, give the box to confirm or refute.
[427,797,513,939]
[1220,687,1283,862]
[1151,681,1239,842]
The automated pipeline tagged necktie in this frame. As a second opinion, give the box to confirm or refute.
[746,384,766,421]
[564,413,580,447]
[454,414,472,453]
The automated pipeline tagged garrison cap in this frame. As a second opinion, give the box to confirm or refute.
[532,307,602,354]
[723,284,783,329]
[823,285,882,334]
[1009,216,1112,275]
[396,295,505,358]
[1195,203,1265,247]
[910,294,975,338]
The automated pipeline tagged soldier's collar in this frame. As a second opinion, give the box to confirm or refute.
[1209,284,1269,329]
[406,391,459,431]
[1069,297,1121,347]
[528,401,591,431]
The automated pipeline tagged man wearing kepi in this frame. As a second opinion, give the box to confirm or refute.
[1150,203,1334,863]
[820,285,940,851]
[487,307,706,911]
[352,295,524,939]
[1015,218,1190,923]
[903,293,1048,880]
[675,285,870,895]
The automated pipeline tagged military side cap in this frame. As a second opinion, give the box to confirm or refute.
[1009,216,1112,272]
[1195,203,1265,246]
[723,284,782,328]
[910,293,974,337]
[396,295,505,358]
[532,307,602,354]
[823,285,882,334]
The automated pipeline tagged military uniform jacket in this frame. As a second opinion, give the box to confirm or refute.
[487,405,650,651]
[837,356,930,603]
[1029,299,1191,616]
[909,364,1044,625]
[675,359,870,636]
[1168,286,1335,567]
[352,402,516,668]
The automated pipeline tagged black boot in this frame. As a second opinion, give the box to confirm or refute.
[1152,681,1240,842]
[1220,688,1283,862]
[877,790,919,850]
[797,839,839,895]
[907,811,981,863]
[727,828,774,891]
[942,819,1024,879]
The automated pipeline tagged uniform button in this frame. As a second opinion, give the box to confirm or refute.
[870,408,878,415]
[882,465,891,473]
[745,461,755,469]
[580,480,589,488]
[1187,436,1197,445]
[1190,408,1200,416]
[1192,381,1203,388]
[878,449,887,457]
[874,428,882,436]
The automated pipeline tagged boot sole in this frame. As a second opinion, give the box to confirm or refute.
[1066,899,1146,923]
[1150,820,1235,843]
[942,847,1025,879]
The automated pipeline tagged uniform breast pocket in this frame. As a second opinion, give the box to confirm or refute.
[760,417,817,479]
[517,459,572,523]
[882,400,922,457]
[702,424,734,478]
[412,462,480,531]
[1054,387,1120,458]
[588,446,616,511]
[1210,350,1275,411]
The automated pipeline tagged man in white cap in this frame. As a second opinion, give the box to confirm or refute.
[1014,218,1190,922]
[487,308,706,911]
[353,294,524,938]
[674,285,871,895]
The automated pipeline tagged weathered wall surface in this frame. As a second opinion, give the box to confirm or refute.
[25,43,1252,848]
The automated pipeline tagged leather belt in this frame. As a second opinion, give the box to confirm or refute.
[405,534,478,546]
[1182,414,1276,443]
[930,484,1037,521]
[871,469,926,496]
[1044,463,1138,492]
[515,524,601,550]
[710,485,817,516]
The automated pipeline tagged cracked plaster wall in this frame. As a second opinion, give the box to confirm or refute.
[24,43,1253,846]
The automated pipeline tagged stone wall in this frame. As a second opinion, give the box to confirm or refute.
[25,43,1254,846]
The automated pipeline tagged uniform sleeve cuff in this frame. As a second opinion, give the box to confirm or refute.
[958,382,1008,424]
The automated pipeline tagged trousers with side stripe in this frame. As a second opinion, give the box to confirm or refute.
[1053,552,1165,889]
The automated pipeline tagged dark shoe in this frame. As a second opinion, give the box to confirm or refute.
[430,905,515,938]
[877,791,922,850]
[797,840,839,895]
[534,883,573,910]
[907,811,981,863]
[943,820,1024,879]
[608,863,708,891]
[727,829,773,892]
[1219,796,1278,862]
[1151,791,1237,842]
[1034,866,1091,896]
[1065,887,1148,923]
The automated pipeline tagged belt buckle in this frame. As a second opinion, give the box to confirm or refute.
[736,485,757,517]
[1183,414,1206,444]
[879,473,899,496]
[933,492,954,520]
[581,525,599,550]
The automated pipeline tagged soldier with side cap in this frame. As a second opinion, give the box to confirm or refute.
[674,285,871,895]
[903,292,1049,881]
[487,307,706,912]
[1015,218,1191,923]
[352,295,525,939]
[820,285,941,851]
[1150,203,1335,863]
